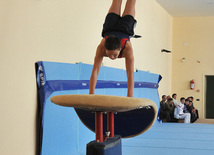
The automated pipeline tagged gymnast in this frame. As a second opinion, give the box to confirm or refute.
[89,0,138,97]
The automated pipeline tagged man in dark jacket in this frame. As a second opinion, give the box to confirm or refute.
[159,95,167,120]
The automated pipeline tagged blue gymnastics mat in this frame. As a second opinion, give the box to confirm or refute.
[36,61,162,155]
[122,123,214,155]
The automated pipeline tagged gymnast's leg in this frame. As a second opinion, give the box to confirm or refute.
[122,0,136,18]
[108,0,122,15]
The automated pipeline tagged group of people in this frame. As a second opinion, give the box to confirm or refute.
[159,93,199,123]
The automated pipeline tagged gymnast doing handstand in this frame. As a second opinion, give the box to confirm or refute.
[90,0,139,97]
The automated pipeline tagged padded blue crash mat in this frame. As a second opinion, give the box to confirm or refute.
[122,123,214,155]
[36,61,161,155]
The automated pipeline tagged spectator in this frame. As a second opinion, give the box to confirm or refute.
[185,99,197,123]
[159,95,167,120]
[183,99,189,113]
[174,97,191,123]
[184,99,190,110]
[188,96,199,119]
[166,95,171,100]
[165,98,176,122]
[172,93,179,107]
[189,101,198,122]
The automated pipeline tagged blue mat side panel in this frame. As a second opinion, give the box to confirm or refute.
[41,91,95,155]
[36,61,162,155]
[122,123,214,155]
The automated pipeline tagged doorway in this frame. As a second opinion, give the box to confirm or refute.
[206,76,214,118]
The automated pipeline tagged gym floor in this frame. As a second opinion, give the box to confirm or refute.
[122,119,214,155]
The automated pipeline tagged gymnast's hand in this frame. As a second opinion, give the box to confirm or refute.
[89,40,105,95]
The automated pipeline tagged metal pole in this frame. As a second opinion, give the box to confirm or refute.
[107,112,114,137]
[95,111,103,142]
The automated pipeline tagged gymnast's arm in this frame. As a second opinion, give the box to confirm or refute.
[124,42,134,97]
[89,40,105,94]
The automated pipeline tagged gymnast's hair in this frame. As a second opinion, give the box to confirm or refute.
[104,35,121,50]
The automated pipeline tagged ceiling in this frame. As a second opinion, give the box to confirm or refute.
[156,0,214,17]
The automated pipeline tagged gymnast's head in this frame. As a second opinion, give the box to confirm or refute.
[104,36,121,60]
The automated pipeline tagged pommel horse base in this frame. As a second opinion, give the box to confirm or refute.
[51,94,157,155]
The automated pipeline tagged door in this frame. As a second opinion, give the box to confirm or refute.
[206,76,214,118]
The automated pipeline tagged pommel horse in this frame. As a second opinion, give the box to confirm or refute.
[51,94,157,155]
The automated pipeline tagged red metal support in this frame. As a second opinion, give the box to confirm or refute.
[107,112,114,137]
[95,111,103,142]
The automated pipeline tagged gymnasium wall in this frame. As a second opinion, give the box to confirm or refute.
[172,17,214,119]
[0,0,172,155]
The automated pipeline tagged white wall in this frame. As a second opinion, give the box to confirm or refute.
[172,17,214,118]
[0,0,172,154]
